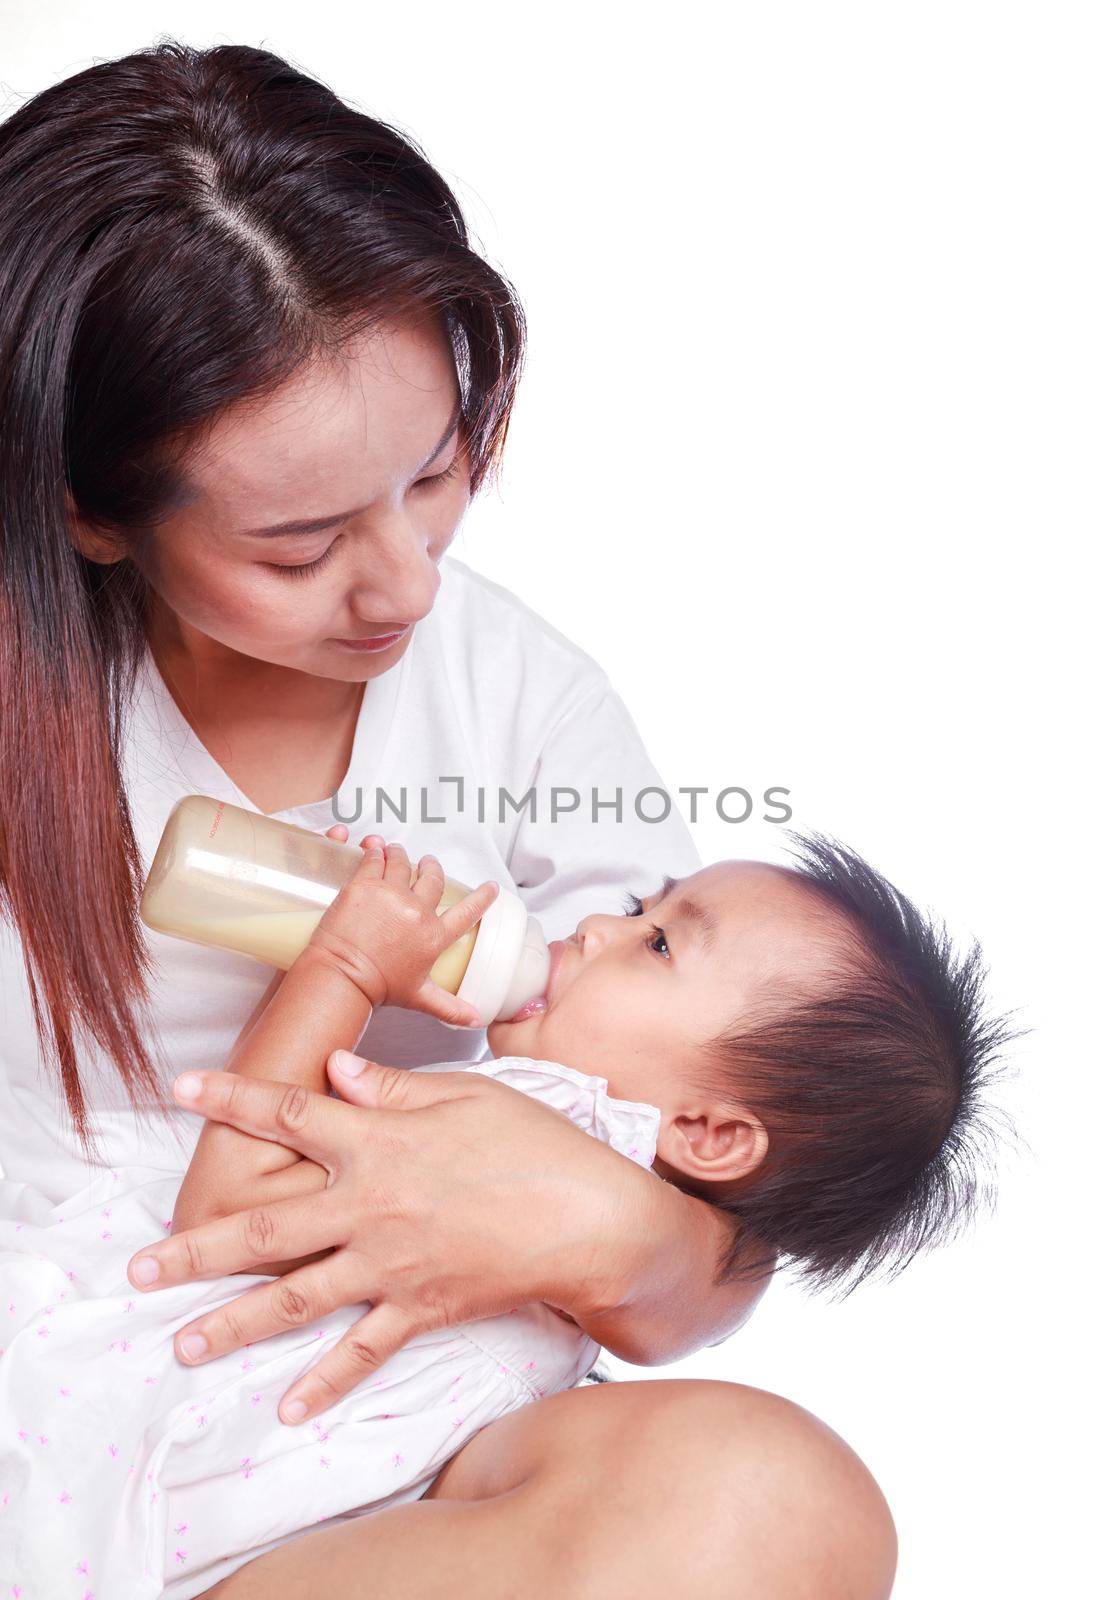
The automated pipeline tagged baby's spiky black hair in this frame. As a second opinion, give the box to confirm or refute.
[705,832,1016,1294]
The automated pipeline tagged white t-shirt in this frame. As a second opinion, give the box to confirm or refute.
[0,557,702,1202]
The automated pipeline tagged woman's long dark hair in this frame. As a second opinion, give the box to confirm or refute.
[0,41,526,1151]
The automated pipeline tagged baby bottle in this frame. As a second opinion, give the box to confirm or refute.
[139,795,551,1026]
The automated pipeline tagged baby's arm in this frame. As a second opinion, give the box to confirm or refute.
[172,841,497,1269]
[170,945,373,1245]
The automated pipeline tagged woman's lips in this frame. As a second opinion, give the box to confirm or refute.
[333,626,410,653]
[505,939,566,1024]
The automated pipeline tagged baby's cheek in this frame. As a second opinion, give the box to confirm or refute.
[540,1009,611,1077]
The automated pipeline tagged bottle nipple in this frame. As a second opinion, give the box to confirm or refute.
[452,891,551,1027]
[495,915,551,1021]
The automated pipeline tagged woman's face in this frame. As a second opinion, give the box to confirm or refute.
[87,317,472,681]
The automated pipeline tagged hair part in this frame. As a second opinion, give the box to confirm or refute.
[0,40,527,1151]
[703,833,1016,1294]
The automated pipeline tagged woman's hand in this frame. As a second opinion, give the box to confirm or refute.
[303,834,499,1027]
[126,1055,660,1425]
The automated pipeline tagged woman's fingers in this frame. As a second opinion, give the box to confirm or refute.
[324,824,349,842]
[162,1069,351,1164]
[439,880,500,942]
[277,1303,420,1424]
[127,1186,343,1293]
[325,1052,465,1107]
[169,1251,362,1381]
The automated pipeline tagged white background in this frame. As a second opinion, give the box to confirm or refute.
[3,5,1110,1594]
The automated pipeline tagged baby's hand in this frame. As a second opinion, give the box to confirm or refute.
[305,833,498,1027]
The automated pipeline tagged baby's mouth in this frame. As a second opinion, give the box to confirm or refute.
[504,939,567,1023]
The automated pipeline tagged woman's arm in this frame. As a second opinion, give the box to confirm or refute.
[179,945,765,1351]
[133,1059,772,1425]
[559,1168,769,1364]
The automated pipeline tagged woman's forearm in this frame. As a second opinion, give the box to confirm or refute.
[172,951,371,1233]
[572,1175,770,1365]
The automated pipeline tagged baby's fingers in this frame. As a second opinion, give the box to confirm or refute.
[438,880,501,943]
[381,840,414,888]
[410,978,484,1029]
[348,839,386,883]
[410,853,446,910]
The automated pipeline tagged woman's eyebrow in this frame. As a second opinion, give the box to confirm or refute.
[655,874,719,953]
[241,404,462,538]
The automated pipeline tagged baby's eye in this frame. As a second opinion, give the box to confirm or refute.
[622,892,669,957]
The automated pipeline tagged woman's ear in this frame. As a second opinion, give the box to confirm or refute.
[657,1105,769,1186]
[65,489,128,565]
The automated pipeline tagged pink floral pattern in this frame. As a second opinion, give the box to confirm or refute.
[0,1055,659,1594]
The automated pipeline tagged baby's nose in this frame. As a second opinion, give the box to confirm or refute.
[574,912,620,954]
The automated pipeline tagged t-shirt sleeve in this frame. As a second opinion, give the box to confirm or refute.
[505,674,704,941]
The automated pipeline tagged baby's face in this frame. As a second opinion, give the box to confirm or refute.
[487,860,846,1114]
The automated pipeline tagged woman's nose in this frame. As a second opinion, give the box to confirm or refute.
[350,517,441,628]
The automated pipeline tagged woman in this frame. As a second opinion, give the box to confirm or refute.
[0,41,896,1598]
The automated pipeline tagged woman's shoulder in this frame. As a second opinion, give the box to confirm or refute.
[434,557,610,708]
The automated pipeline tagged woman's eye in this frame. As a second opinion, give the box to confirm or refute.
[264,460,462,579]
[647,926,670,959]
[266,541,340,579]
[416,459,461,491]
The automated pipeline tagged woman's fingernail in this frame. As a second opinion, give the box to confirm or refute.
[333,1050,366,1077]
[179,1333,208,1360]
[132,1256,159,1285]
[174,1072,203,1100]
[281,1397,308,1423]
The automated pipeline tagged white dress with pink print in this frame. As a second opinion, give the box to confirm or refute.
[0,1055,661,1599]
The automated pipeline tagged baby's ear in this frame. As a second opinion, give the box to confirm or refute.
[659,1107,768,1185]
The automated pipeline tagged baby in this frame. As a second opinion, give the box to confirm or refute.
[0,833,1004,1599]
[486,831,1005,1292]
